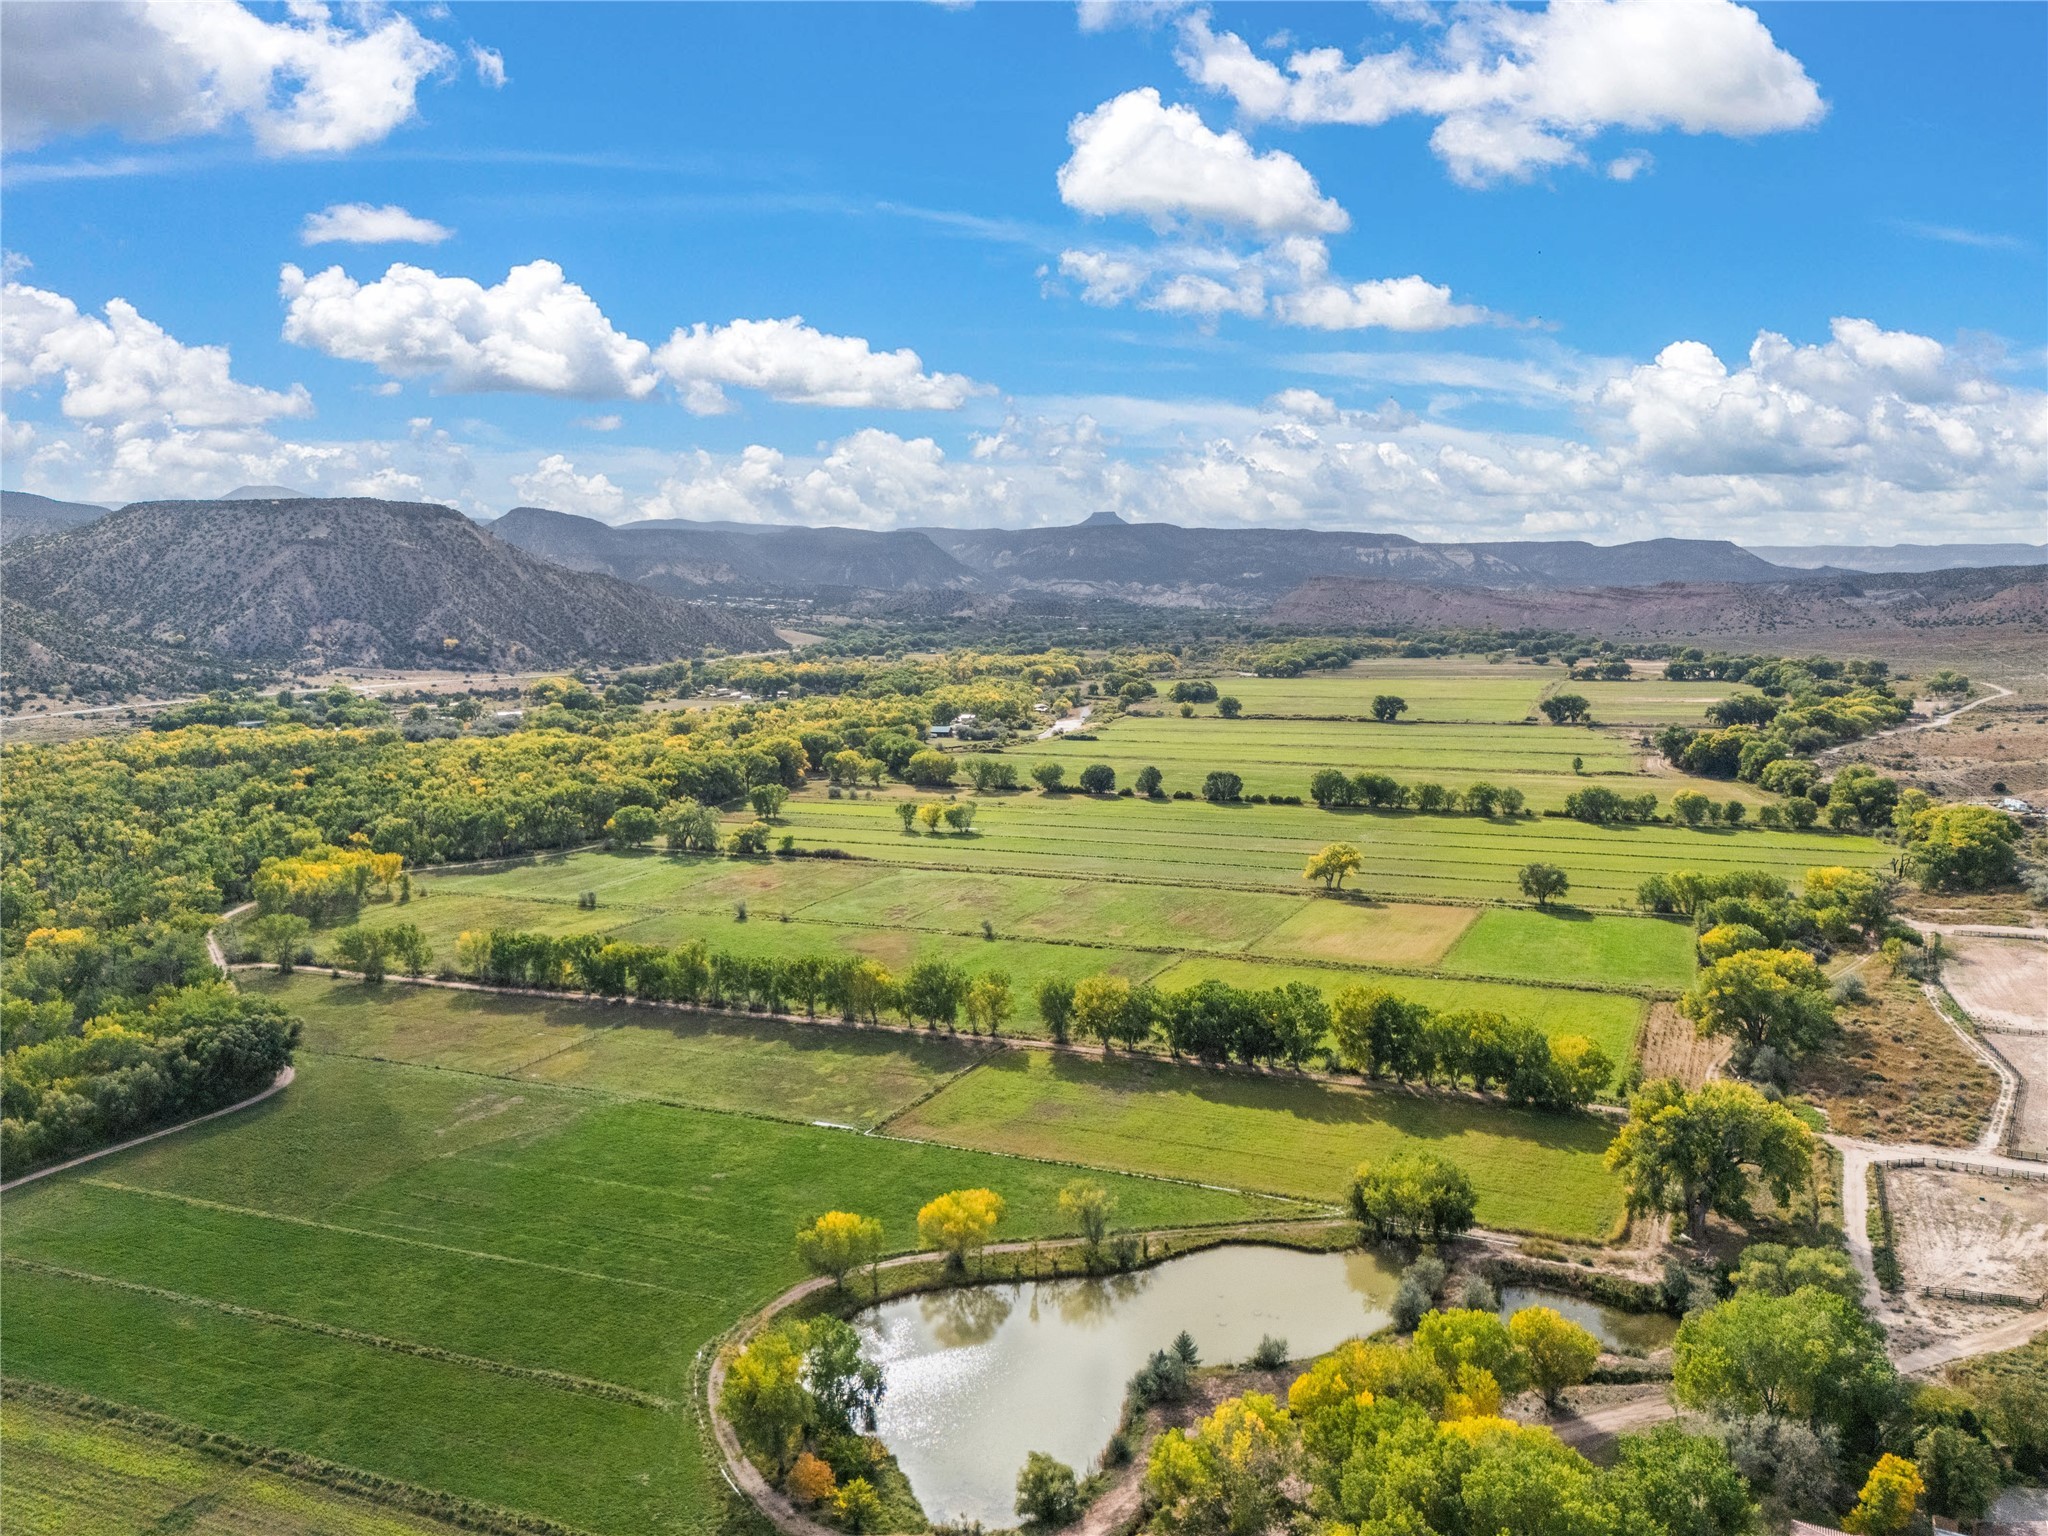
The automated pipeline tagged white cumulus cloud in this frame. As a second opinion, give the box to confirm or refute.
[1598,317,2041,485]
[511,453,626,517]
[279,260,659,398]
[653,316,986,415]
[1275,271,1492,333]
[3,280,310,428]
[1178,0,1824,186]
[1057,87,1349,234]
[301,203,454,246]
[2,0,457,155]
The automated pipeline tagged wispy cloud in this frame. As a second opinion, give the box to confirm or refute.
[1890,218,2031,252]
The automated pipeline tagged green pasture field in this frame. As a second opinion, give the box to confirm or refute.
[245,972,987,1129]
[885,1050,1624,1238]
[1565,678,1763,726]
[1441,908,1697,991]
[1143,955,1646,1062]
[289,846,1701,988]
[283,909,1638,1057]
[1183,665,1553,722]
[768,796,1888,907]
[1030,714,1639,805]
[0,1395,464,1536]
[2,1054,1290,1536]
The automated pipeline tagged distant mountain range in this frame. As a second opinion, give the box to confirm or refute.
[1743,542,2048,573]
[486,505,1812,607]
[1270,563,2048,639]
[1,489,112,544]
[2,497,778,690]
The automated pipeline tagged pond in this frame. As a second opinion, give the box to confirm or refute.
[851,1248,1682,1528]
[853,1245,1402,1528]
[1496,1284,1679,1356]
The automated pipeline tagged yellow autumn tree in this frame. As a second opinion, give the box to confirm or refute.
[917,1188,1005,1271]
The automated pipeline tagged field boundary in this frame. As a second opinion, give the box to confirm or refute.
[2,1257,676,1410]
[253,966,1635,1121]
[0,1065,295,1194]
[0,1379,603,1536]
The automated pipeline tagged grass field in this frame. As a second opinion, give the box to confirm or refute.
[247,972,988,1129]
[1190,666,1553,723]
[2,1053,1291,1536]
[767,797,1885,907]
[1442,908,1696,991]
[0,1395,464,1536]
[1032,714,1639,807]
[885,1050,1625,1238]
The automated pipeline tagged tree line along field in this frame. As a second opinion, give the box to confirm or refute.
[1,1052,1298,1536]
[297,845,1704,989]
[278,851,1663,1060]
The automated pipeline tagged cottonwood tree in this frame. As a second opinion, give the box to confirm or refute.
[1510,1306,1601,1409]
[963,970,1011,1035]
[1519,862,1570,906]
[1540,693,1591,724]
[1057,1179,1116,1252]
[1370,694,1408,722]
[917,1188,1004,1271]
[1349,1151,1476,1241]
[1679,948,1834,1070]
[795,1210,884,1290]
[1606,1079,1814,1243]
[1035,976,1075,1041]
[247,912,310,973]
[605,804,660,847]
[1674,1288,1892,1433]
[1304,842,1364,890]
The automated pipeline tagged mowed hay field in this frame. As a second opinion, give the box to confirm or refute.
[1036,659,1784,810]
[886,1050,1624,1239]
[248,971,989,1129]
[1,1053,1291,1536]
[0,1394,464,1536]
[768,797,1882,907]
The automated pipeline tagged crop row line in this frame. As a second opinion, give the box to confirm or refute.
[77,1178,686,1295]
[2,1257,675,1410]
[1,1379,602,1536]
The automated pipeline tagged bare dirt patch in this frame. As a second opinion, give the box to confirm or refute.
[1943,935,2048,1033]
[1986,1031,2048,1156]
[1881,1166,2048,1359]
[1890,1167,2048,1300]
[1635,1001,1727,1089]
[1797,976,1998,1146]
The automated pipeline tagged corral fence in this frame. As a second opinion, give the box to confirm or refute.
[1920,1285,2047,1310]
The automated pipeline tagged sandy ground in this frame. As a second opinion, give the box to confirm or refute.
[1945,935,2048,1033]
[1988,1032,2048,1155]
[1890,1166,2048,1304]
[1634,1001,1728,1090]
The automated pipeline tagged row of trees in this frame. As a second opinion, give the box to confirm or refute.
[448,927,1016,1031]
[1308,771,1529,816]
[1326,985,1613,1108]
[1034,971,1612,1108]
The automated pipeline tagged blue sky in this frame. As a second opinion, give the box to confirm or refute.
[3,0,2043,543]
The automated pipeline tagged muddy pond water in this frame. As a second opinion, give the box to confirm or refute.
[853,1245,1677,1528]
